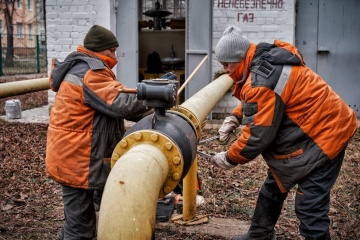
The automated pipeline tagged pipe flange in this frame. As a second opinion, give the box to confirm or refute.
[171,106,202,140]
[111,130,184,198]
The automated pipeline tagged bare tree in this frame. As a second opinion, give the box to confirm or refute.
[0,0,22,67]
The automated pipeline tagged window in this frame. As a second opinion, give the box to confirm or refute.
[141,0,185,21]
[17,0,22,9]
[17,23,23,38]
[27,0,32,10]
[28,24,32,39]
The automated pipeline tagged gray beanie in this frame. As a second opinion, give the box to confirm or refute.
[215,26,251,62]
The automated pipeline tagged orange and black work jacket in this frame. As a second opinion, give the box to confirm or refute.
[227,40,358,193]
[46,46,149,190]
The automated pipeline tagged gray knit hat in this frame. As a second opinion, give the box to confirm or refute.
[215,26,250,62]
[84,25,119,52]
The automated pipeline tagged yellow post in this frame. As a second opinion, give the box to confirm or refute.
[182,156,198,221]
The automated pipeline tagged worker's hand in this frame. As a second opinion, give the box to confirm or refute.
[210,151,236,170]
[218,115,240,144]
[161,72,177,80]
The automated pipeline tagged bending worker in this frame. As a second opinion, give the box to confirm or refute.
[210,26,358,240]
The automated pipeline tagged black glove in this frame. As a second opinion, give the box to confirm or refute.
[161,72,177,80]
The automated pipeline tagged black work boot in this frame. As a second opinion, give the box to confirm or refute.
[233,192,283,240]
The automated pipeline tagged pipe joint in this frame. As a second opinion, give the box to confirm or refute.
[112,130,184,197]
[125,110,198,184]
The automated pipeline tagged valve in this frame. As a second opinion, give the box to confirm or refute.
[137,79,178,109]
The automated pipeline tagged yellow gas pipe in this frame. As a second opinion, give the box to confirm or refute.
[0,78,49,98]
[98,74,233,239]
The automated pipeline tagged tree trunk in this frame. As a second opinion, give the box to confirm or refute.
[4,3,14,67]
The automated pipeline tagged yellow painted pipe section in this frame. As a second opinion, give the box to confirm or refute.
[182,156,198,221]
[180,74,233,123]
[98,144,169,240]
[0,78,49,98]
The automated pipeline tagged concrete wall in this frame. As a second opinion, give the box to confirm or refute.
[45,0,296,118]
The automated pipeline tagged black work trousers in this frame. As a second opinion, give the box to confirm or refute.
[261,147,346,240]
[61,185,97,240]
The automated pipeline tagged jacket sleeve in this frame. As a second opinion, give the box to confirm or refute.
[231,103,243,122]
[82,68,149,119]
[227,83,284,164]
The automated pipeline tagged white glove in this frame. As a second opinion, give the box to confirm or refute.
[210,151,236,170]
[218,115,240,143]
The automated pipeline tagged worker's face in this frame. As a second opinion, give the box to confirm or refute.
[220,62,240,75]
[98,47,118,59]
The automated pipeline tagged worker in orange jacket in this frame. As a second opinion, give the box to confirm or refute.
[210,26,358,240]
[46,25,151,239]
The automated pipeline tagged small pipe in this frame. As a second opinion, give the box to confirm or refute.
[177,55,209,96]
[183,156,198,221]
[118,88,137,94]
[0,77,49,98]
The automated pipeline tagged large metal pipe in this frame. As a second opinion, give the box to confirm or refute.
[98,74,233,239]
[98,143,170,239]
[0,78,49,98]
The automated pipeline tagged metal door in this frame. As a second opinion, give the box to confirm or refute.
[296,0,360,116]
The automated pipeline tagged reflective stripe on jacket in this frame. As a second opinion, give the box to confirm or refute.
[228,40,358,192]
[46,46,148,189]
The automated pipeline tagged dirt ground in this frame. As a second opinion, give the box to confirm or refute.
[0,84,359,239]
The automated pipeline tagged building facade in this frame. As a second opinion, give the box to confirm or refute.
[0,0,43,48]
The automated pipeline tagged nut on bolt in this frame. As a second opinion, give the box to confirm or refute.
[164,142,173,150]
[172,157,180,165]
[112,153,120,160]
[120,140,128,148]
[163,186,172,194]
[150,133,159,142]
[134,132,142,140]
[172,173,180,181]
